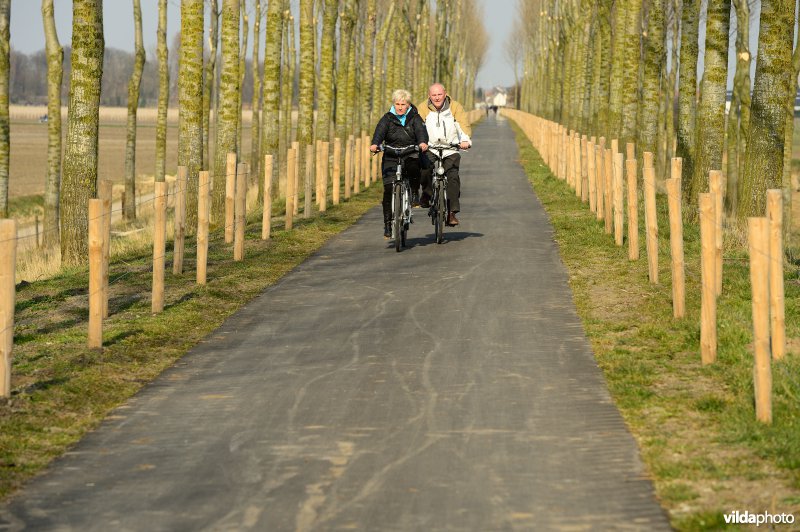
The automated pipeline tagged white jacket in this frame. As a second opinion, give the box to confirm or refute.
[418,96,471,159]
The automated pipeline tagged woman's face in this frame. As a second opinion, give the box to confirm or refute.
[394,100,409,115]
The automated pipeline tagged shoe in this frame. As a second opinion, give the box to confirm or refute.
[447,212,459,226]
[411,192,420,208]
[420,193,431,208]
[384,222,392,238]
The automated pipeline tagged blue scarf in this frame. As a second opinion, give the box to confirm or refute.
[390,105,408,127]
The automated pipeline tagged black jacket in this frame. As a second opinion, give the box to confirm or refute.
[370,104,428,166]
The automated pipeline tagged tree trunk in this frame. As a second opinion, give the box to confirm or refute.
[781,14,800,241]
[178,0,203,231]
[237,4,247,154]
[335,3,355,143]
[316,0,338,143]
[725,0,751,214]
[123,0,145,221]
[261,0,284,198]
[640,0,665,158]
[370,4,394,126]
[677,0,700,204]
[738,0,795,218]
[155,0,168,184]
[607,0,628,139]
[42,0,63,248]
[688,0,730,203]
[296,0,315,198]
[61,0,103,266]
[203,0,218,170]
[361,0,376,132]
[213,0,240,221]
[0,0,8,219]
[250,0,261,185]
[620,0,643,144]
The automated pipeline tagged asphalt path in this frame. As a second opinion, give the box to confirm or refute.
[0,115,670,531]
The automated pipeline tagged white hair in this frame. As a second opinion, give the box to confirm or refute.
[392,89,412,104]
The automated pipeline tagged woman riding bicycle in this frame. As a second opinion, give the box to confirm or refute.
[370,89,429,238]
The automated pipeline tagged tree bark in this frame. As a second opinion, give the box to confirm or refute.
[725,0,751,214]
[250,0,262,184]
[155,0,168,184]
[123,0,145,221]
[61,0,104,266]
[640,0,665,158]
[213,0,240,221]
[260,0,284,198]
[203,0,219,170]
[620,0,643,144]
[316,0,338,142]
[677,0,700,204]
[42,0,63,248]
[178,0,203,231]
[0,0,8,219]
[738,0,795,218]
[296,0,315,197]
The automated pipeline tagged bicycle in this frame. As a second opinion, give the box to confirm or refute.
[426,142,461,244]
[379,143,419,252]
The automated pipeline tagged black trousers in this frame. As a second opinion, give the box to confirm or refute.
[420,152,461,213]
[382,157,421,223]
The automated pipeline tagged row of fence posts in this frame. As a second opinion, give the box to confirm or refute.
[503,109,787,425]
[0,126,385,398]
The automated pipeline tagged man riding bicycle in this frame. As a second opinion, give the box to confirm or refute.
[370,89,428,238]
[417,83,471,226]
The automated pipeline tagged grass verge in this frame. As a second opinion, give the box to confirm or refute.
[511,121,800,530]
[0,185,382,499]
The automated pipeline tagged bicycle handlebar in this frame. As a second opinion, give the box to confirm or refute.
[380,144,420,156]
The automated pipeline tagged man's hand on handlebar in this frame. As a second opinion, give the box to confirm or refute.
[459,141,471,150]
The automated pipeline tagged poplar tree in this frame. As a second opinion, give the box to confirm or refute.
[42,0,63,248]
[123,0,145,221]
[61,0,104,266]
[0,0,8,219]
[155,0,168,183]
[260,0,284,194]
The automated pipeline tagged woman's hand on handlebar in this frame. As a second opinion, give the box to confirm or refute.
[370,144,379,154]
[419,142,428,152]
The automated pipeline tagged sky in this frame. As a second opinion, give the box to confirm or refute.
[9,0,519,91]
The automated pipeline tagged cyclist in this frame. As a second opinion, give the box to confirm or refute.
[370,89,429,238]
[417,83,471,226]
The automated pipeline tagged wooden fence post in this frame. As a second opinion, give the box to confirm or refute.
[304,144,313,218]
[709,170,724,296]
[333,138,341,205]
[766,190,785,360]
[588,140,596,212]
[626,158,639,260]
[197,170,210,284]
[613,152,624,246]
[262,154,273,240]
[320,141,329,213]
[666,176,685,318]
[286,147,296,230]
[626,142,635,161]
[644,165,659,283]
[354,136,362,195]
[173,166,187,275]
[88,199,104,349]
[595,144,605,221]
[152,181,167,313]
[699,193,717,364]
[315,140,322,207]
[344,135,353,199]
[234,163,248,261]
[603,148,613,234]
[748,216,772,424]
[0,219,16,398]
[362,132,370,187]
[225,152,237,243]
[98,179,112,319]
[581,135,589,202]
[292,141,300,215]
[574,133,582,197]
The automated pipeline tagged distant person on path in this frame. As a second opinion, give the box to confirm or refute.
[370,89,429,239]
[417,83,471,226]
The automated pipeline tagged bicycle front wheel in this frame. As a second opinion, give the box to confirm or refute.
[436,183,446,244]
[394,184,403,252]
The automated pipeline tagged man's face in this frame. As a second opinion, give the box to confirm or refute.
[429,85,446,108]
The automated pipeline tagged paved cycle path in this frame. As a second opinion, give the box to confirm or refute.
[1,115,670,531]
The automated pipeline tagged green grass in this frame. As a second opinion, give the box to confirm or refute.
[0,186,382,498]
[511,121,800,529]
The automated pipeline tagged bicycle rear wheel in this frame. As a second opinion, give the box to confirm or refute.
[393,184,402,252]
